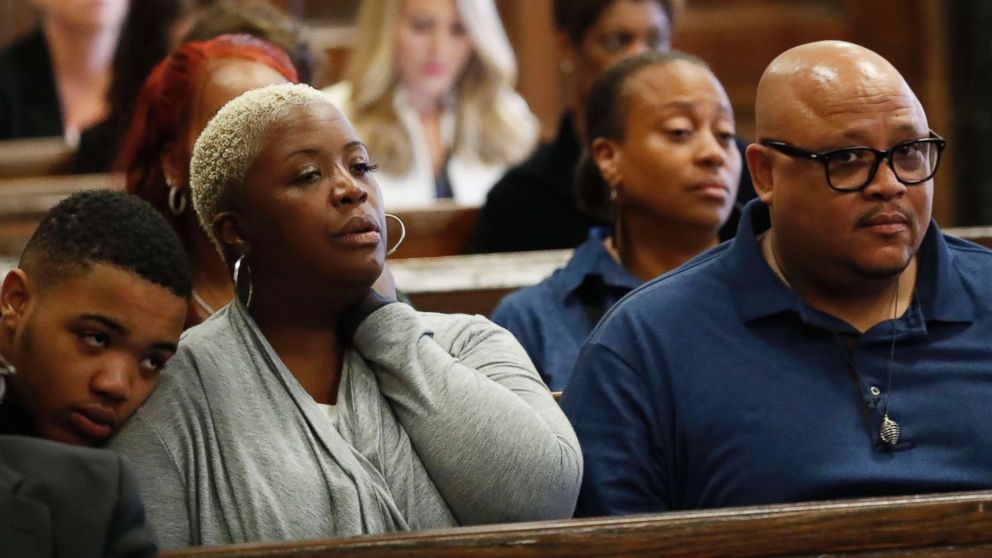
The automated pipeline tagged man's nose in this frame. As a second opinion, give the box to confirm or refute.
[91,359,132,403]
[862,160,908,201]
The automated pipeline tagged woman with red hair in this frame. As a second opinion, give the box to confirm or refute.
[117,33,297,328]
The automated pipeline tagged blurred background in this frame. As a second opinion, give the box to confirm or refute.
[1,0,988,227]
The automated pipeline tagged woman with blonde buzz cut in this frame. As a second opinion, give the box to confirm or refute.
[324,0,538,208]
[108,83,580,549]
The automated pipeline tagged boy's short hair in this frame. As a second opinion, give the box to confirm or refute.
[20,190,192,297]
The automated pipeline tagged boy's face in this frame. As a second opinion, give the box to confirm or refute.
[0,263,186,445]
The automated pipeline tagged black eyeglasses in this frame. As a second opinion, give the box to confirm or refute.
[760,131,946,192]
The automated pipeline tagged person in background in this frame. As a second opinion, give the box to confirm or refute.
[492,50,741,390]
[0,366,158,557]
[562,41,992,516]
[116,34,297,327]
[0,0,128,142]
[0,189,190,445]
[183,0,315,84]
[473,0,755,253]
[109,83,581,548]
[324,0,538,208]
[74,0,314,173]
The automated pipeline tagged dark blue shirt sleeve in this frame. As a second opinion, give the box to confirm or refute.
[491,294,547,384]
[562,340,672,516]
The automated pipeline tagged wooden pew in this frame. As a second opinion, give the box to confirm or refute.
[0,173,124,256]
[391,250,571,315]
[388,226,992,316]
[0,174,478,259]
[163,490,992,557]
[947,226,992,249]
[384,201,478,259]
[0,137,75,178]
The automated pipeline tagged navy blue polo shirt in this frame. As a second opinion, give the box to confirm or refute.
[492,227,640,390]
[562,200,992,515]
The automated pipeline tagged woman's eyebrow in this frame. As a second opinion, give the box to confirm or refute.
[343,140,369,152]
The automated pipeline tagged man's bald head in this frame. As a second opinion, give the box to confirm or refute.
[755,40,926,142]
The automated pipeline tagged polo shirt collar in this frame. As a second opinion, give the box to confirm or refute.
[726,200,975,327]
[558,227,640,302]
[914,221,975,323]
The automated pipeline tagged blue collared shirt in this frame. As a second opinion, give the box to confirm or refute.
[492,227,641,390]
[563,200,992,515]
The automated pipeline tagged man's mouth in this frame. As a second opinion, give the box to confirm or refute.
[68,403,116,442]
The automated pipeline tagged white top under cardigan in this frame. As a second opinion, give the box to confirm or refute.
[108,299,582,549]
[324,82,526,208]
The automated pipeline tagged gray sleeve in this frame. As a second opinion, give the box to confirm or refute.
[352,303,582,523]
[108,413,193,549]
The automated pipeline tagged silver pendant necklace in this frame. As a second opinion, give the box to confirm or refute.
[764,234,903,448]
[878,276,901,447]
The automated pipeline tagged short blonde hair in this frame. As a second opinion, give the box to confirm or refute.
[344,0,538,175]
[189,83,331,252]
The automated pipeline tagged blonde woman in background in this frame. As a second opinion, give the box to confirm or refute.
[324,0,538,208]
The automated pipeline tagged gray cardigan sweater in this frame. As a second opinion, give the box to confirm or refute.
[108,300,581,549]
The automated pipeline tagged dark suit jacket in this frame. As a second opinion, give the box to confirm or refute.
[0,435,157,558]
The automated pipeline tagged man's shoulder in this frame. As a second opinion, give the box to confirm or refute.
[943,232,992,266]
[0,435,119,468]
[0,435,121,490]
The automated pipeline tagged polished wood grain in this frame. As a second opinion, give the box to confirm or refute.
[163,490,992,558]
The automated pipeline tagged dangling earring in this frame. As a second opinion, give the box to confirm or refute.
[609,184,623,254]
[384,213,406,257]
[233,254,253,308]
[166,176,187,216]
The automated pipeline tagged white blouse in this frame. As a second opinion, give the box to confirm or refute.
[323,82,521,209]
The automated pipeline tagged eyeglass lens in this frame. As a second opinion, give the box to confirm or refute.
[828,141,940,190]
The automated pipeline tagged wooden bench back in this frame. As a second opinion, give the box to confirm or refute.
[0,175,477,259]
[0,137,74,178]
[391,249,571,315]
[162,490,992,557]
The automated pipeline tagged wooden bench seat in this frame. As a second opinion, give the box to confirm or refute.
[162,489,992,557]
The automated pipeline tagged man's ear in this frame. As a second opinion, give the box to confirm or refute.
[746,143,775,205]
[212,211,249,261]
[1,269,33,333]
[591,137,623,190]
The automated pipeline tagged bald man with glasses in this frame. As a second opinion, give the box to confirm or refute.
[562,40,992,515]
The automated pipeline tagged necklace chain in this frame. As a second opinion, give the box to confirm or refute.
[191,288,217,316]
[763,233,904,447]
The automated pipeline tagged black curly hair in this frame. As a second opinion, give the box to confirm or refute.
[20,190,192,297]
